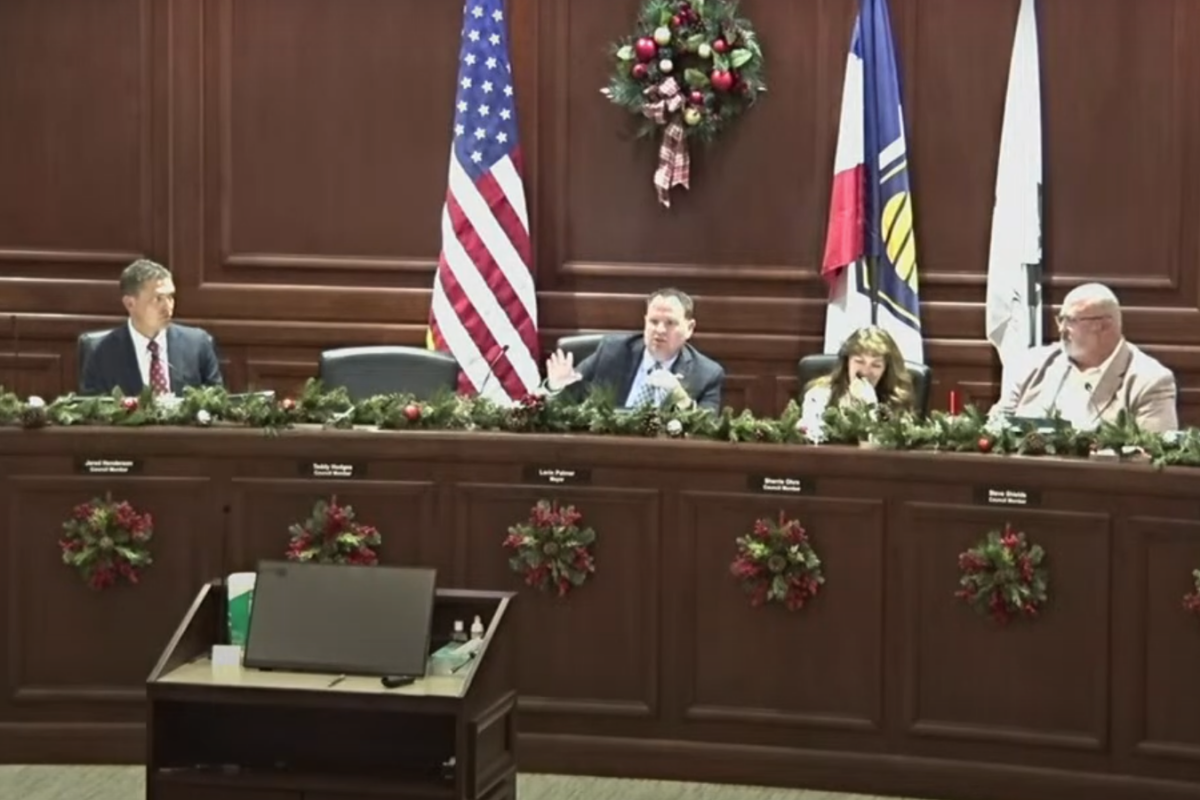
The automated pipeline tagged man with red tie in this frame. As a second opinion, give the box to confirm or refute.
[80,259,224,397]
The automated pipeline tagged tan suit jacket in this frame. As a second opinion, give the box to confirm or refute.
[990,341,1178,433]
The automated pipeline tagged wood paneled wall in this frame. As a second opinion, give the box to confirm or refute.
[2,0,1199,422]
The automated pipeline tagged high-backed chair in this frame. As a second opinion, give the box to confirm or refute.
[796,354,932,417]
[317,346,460,401]
[77,329,114,393]
[553,333,610,367]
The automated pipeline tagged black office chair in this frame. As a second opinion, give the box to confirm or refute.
[553,333,610,366]
[796,354,932,417]
[317,346,460,401]
[77,329,114,393]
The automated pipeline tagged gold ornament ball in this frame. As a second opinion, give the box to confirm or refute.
[697,42,712,59]
[659,58,674,74]
[683,107,702,126]
[653,26,672,46]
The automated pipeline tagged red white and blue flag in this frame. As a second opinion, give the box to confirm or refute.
[427,0,540,403]
[821,0,924,364]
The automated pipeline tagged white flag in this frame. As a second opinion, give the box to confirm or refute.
[985,0,1043,383]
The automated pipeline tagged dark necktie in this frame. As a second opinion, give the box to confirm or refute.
[147,340,169,395]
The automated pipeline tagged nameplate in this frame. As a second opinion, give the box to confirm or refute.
[74,458,142,475]
[974,487,1041,507]
[522,466,591,485]
[748,475,813,495]
[303,462,363,479]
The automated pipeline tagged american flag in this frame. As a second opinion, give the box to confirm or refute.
[427,0,540,403]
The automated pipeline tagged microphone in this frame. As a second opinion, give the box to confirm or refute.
[475,344,510,398]
[1084,382,1093,392]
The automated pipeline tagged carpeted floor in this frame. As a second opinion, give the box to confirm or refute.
[0,766,919,800]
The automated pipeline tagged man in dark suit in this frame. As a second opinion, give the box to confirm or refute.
[81,259,224,396]
[544,288,725,412]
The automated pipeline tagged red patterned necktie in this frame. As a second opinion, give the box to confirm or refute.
[146,339,169,395]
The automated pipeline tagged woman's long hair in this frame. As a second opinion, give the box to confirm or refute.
[806,326,915,411]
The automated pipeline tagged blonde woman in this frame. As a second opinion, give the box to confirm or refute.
[801,327,915,427]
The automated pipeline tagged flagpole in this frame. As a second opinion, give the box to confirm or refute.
[867,254,880,325]
[1027,180,1044,347]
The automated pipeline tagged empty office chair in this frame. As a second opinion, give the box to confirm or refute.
[317,346,460,401]
[553,333,610,367]
[796,354,932,417]
[77,329,114,393]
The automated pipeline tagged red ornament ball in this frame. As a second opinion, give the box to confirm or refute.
[712,37,729,54]
[631,62,649,80]
[710,69,735,93]
[280,398,296,411]
[634,37,658,62]
[120,397,138,412]
[671,14,683,27]
[977,437,994,453]
[404,403,422,422]
[689,90,704,104]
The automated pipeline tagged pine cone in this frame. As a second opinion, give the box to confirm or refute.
[20,405,47,429]
[1021,431,1047,456]
[875,404,894,423]
[503,409,530,433]
[640,412,663,437]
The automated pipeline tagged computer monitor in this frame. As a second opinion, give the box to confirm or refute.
[243,560,436,678]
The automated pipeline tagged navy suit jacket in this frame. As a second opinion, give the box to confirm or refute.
[80,323,224,396]
[566,333,725,412]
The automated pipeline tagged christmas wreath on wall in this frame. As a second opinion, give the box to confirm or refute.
[955,523,1048,625]
[503,500,597,597]
[603,0,766,207]
[285,496,381,565]
[730,512,824,610]
[1184,569,1200,617]
[59,494,153,590]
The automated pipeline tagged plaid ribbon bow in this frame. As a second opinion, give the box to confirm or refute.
[642,77,690,208]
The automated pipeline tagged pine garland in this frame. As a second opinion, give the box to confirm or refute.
[2,381,1200,470]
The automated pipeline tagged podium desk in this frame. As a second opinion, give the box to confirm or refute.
[146,581,517,800]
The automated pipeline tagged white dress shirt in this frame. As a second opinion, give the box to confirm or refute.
[624,349,679,407]
[128,320,170,393]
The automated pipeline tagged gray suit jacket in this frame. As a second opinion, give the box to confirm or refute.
[566,333,725,412]
[81,322,224,396]
[990,341,1177,433]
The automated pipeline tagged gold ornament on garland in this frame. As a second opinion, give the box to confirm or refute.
[955,523,1048,625]
[58,493,153,590]
[502,500,597,597]
[602,0,766,207]
[285,496,381,565]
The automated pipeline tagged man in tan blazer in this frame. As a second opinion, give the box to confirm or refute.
[990,283,1177,433]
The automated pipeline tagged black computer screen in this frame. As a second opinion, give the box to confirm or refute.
[243,560,436,678]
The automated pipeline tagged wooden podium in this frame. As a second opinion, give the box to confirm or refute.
[145,580,517,800]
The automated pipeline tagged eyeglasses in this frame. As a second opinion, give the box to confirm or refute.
[1056,314,1107,328]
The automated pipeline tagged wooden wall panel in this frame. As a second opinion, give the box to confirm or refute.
[2,0,1200,423]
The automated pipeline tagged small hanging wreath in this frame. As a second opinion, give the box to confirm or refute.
[1184,569,1200,617]
[285,496,381,565]
[603,0,765,207]
[955,523,1048,625]
[730,512,824,610]
[502,500,596,597]
[58,494,153,590]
